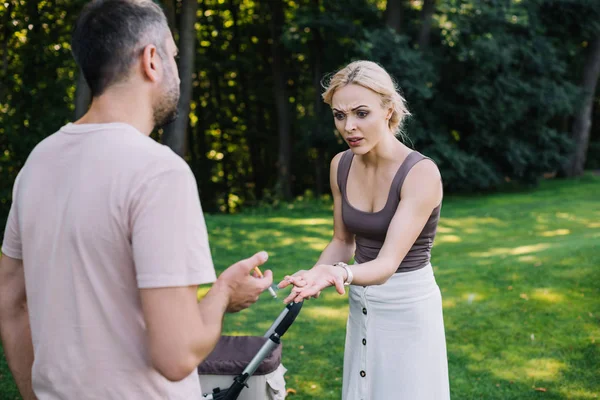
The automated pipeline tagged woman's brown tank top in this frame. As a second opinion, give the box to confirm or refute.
[337,150,441,273]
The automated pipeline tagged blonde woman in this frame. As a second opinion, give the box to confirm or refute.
[279,61,450,399]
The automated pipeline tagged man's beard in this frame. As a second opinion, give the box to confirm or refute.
[153,73,180,129]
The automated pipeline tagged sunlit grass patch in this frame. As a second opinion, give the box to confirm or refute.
[539,229,571,237]
[531,288,565,304]
[468,243,552,258]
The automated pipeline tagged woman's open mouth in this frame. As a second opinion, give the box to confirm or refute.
[347,137,363,147]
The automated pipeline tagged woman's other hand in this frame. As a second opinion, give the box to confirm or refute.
[278,264,347,304]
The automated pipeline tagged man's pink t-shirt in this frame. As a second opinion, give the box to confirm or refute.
[1,122,217,399]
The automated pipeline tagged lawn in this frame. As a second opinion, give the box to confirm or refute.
[1,175,599,399]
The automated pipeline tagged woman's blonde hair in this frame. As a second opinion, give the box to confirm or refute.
[322,60,411,137]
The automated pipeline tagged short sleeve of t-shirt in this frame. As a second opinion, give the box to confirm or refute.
[130,161,216,289]
[2,172,23,260]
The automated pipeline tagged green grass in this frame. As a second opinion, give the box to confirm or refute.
[1,175,599,399]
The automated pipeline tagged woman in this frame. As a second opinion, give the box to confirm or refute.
[278,61,451,399]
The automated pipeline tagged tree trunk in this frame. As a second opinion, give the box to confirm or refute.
[2,1,10,75]
[312,0,324,197]
[187,117,197,174]
[1,2,12,101]
[162,0,197,157]
[193,103,212,208]
[163,0,178,37]
[74,68,91,119]
[208,60,230,212]
[268,0,293,200]
[417,0,436,49]
[564,36,600,177]
[385,0,403,34]
[22,0,41,123]
[256,94,269,198]
[230,0,261,203]
[193,0,209,203]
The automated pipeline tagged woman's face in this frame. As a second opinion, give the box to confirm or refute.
[331,83,392,155]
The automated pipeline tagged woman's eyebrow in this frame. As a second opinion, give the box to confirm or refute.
[332,105,369,112]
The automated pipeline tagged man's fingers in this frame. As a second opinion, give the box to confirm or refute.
[237,251,269,273]
[257,269,273,290]
[262,269,273,279]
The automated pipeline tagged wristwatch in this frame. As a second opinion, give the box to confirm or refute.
[333,262,353,286]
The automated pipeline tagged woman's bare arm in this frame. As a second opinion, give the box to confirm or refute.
[281,158,442,302]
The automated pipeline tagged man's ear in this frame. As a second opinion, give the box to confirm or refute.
[141,44,160,82]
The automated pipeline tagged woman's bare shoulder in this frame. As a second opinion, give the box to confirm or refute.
[402,156,443,204]
[330,151,348,172]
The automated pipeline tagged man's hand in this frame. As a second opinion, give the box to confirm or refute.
[141,251,272,380]
[214,251,273,313]
[278,264,346,304]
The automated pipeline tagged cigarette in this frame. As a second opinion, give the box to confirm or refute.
[253,266,278,298]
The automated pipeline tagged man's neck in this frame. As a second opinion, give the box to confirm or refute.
[75,87,155,135]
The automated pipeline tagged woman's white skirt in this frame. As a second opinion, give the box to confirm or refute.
[342,263,450,400]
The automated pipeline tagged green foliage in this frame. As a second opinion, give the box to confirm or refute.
[0,0,87,226]
[1,0,599,220]
[423,1,581,189]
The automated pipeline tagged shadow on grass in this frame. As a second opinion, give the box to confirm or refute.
[448,351,568,400]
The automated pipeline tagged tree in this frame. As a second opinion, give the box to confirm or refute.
[563,37,600,176]
[536,0,600,176]
[0,1,12,101]
[162,0,198,157]
[385,0,403,34]
[163,0,177,37]
[2,0,600,224]
[268,0,293,201]
[310,0,325,197]
[417,0,436,49]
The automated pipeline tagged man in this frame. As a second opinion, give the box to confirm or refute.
[0,1,273,399]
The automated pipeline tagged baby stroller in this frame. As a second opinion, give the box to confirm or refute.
[199,301,303,400]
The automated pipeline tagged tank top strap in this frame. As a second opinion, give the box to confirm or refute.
[336,150,354,194]
[392,151,427,199]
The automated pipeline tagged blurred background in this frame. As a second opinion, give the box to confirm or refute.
[1,0,599,219]
[1,1,599,399]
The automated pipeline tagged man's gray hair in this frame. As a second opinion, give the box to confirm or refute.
[72,0,170,96]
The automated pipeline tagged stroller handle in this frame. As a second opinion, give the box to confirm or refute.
[203,301,305,399]
[263,301,303,340]
[275,301,303,337]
